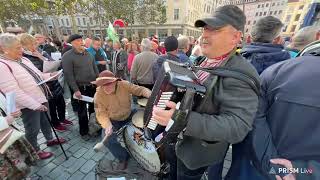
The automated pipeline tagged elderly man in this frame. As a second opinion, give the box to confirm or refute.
[34,34,57,56]
[229,41,320,180]
[241,16,290,74]
[62,34,99,140]
[93,70,151,170]
[152,5,260,180]
[87,36,109,72]
[111,41,128,79]
[131,38,158,89]
[286,25,320,57]
[177,35,190,64]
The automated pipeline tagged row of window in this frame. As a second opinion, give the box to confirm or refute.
[56,17,101,27]
[257,1,284,8]
[255,10,282,17]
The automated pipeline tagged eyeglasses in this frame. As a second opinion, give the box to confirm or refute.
[202,26,224,32]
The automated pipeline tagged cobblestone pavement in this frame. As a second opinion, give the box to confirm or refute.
[13,101,231,180]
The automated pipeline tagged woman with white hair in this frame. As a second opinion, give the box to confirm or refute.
[0,33,65,160]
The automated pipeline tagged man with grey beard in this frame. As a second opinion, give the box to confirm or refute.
[62,34,99,140]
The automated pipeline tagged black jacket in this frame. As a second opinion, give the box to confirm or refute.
[23,53,63,98]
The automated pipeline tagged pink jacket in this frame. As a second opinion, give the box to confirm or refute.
[127,52,136,72]
[0,57,51,110]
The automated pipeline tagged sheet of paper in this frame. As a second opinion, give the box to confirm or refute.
[73,94,94,103]
[5,92,16,113]
[37,69,63,86]
[51,52,62,61]
[43,60,61,73]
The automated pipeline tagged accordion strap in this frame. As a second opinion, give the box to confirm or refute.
[194,66,260,96]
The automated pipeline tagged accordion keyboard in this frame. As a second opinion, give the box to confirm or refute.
[147,91,174,130]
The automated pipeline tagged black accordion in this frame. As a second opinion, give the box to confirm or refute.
[143,61,206,146]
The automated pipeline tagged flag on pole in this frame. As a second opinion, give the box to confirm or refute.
[107,21,119,43]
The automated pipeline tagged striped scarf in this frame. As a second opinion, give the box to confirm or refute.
[196,53,230,84]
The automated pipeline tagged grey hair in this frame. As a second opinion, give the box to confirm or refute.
[178,35,190,50]
[288,25,320,50]
[0,33,20,52]
[141,38,152,51]
[251,16,284,43]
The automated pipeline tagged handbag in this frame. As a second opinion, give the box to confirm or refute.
[0,123,25,154]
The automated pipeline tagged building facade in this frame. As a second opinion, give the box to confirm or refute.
[282,0,315,36]
[217,0,287,36]
[46,0,218,40]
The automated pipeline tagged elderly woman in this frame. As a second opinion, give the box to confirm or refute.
[126,41,140,73]
[0,33,65,160]
[0,90,38,179]
[19,33,72,132]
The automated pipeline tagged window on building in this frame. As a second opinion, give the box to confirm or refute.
[90,17,93,25]
[299,5,304,10]
[259,12,262,16]
[207,6,210,13]
[246,28,249,32]
[57,20,60,26]
[253,20,256,24]
[279,10,282,14]
[248,20,251,25]
[291,25,296,32]
[174,9,179,20]
[270,11,273,15]
[61,19,65,26]
[83,18,86,25]
[263,12,267,16]
[258,4,260,8]
[272,2,275,6]
[274,11,278,15]
[266,3,269,7]
[204,4,206,12]
[77,18,81,25]
[262,4,264,8]
[256,12,259,16]
[295,14,301,21]
[66,18,69,26]
[286,15,291,22]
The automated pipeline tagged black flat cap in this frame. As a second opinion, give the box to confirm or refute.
[195,5,246,31]
[164,36,178,52]
[67,34,83,43]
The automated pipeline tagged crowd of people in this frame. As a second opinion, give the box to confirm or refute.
[0,4,319,180]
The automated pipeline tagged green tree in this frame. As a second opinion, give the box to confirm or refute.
[0,0,49,31]
[136,0,167,25]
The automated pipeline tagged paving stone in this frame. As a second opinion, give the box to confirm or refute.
[68,144,81,153]
[92,151,105,162]
[82,149,96,160]
[68,171,85,180]
[65,157,86,174]
[37,162,57,177]
[80,160,96,174]
[56,171,71,180]
[52,153,67,166]
[62,157,78,168]
[38,137,47,144]
[48,165,67,179]
[83,171,95,180]
[73,147,88,158]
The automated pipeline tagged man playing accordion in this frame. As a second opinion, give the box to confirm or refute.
[152,5,260,180]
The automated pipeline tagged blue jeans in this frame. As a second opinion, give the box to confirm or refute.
[102,110,136,161]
